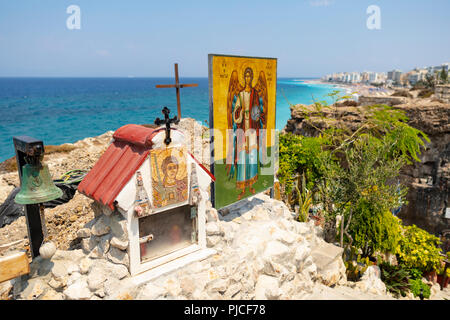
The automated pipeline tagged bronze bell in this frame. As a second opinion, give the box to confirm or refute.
[15,163,63,205]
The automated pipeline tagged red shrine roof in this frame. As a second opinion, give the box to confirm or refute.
[77,124,215,210]
[78,124,159,210]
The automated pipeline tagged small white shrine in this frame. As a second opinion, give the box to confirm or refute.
[78,122,216,276]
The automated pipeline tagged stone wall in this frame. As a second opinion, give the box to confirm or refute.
[358,95,407,107]
[435,85,450,103]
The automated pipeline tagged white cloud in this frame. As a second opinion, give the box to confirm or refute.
[309,0,334,7]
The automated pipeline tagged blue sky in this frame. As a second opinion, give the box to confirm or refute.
[0,0,449,77]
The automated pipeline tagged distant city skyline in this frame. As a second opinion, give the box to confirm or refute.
[0,1,449,77]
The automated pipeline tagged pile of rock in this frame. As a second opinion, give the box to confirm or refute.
[5,193,350,300]
[78,202,130,268]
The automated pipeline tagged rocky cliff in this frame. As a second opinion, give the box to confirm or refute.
[284,97,450,236]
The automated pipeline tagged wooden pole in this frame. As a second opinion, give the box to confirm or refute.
[174,63,181,120]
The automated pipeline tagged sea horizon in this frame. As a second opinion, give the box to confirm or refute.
[0,77,342,162]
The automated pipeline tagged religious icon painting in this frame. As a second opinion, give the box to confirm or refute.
[150,146,189,210]
[208,54,277,209]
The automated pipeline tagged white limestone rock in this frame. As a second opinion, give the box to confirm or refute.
[136,283,166,300]
[63,280,92,300]
[107,246,130,268]
[206,207,219,222]
[77,228,91,239]
[81,236,98,254]
[208,278,229,294]
[206,222,223,236]
[19,279,48,300]
[110,236,129,251]
[91,216,111,236]
[355,266,385,295]
[87,271,107,291]
[254,275,280,300]
[262,240,291,264]
[79,258,93,274]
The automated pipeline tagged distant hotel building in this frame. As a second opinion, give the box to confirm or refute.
[323,62,448,87]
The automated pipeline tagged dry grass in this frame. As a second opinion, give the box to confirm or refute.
[392,90,413,98]
[0,144,76,173]
[45,144,76,155]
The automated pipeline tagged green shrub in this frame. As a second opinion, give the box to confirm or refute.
[278,133,329,192]
[408,268,423,280]
[379,262,411,297]
[349,201,402,257]
[397,224,442,273]
[409,278,430,299]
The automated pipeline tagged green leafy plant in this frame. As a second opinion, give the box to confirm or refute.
[397,224,443,274]
[349,202,403,257]
[379,262,411,297]
[408,268,423,280]
[278,133,329,193]
[409,278,431,299]
[344,246,370,281]
[294,173,313,222]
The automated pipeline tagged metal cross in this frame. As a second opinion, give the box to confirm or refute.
[155,63,198,120]
[154,106,180,146]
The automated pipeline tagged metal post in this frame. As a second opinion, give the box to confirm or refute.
[13,136,45,259]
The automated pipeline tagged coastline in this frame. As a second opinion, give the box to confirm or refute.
[303,79,395,98]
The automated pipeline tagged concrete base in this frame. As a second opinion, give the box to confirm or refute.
[130,248,216,287]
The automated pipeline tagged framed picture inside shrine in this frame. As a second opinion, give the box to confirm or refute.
[208,54,277,210]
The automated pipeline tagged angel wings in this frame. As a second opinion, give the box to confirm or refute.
[226,69,268,130]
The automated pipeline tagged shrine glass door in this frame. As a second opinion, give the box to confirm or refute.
[138,204,196,263]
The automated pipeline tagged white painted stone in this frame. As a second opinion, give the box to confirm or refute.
[136,283,166,300]
[208,278,229,294]
[110,236,129,250]
[63,280,92,300]
[294,242,311,270]
[67,263,80,275]
[94,288,106,298]
[207,235,222,247]
[67,272,82,286]
[87,269,107,291]
[51,261,69,280]
[79,258,92,274]
[81,237,98,254]
[294,222,310,235]
[254,275,280,300]
[48,278,64,290]
[206,222,222,236]
[20,279,47,300]
[40,288,65,300]
[224,283,242,299]
[355,265,386,295]
[263,240,290,264]
[107,246,129,267]
[52,249,86,262]
[77,228,91,238]
[206,208,219,222]
[91,216,111,236]
[164,278,182,297]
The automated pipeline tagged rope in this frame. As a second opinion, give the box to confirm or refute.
[54,169,88,184]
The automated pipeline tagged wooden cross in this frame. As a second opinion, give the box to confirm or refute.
[154,106,180,146]
[155,63,198,119]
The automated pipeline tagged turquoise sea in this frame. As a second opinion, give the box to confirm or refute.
[0,78,342,162]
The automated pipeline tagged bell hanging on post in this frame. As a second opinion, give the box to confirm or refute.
[15,163,63,205]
